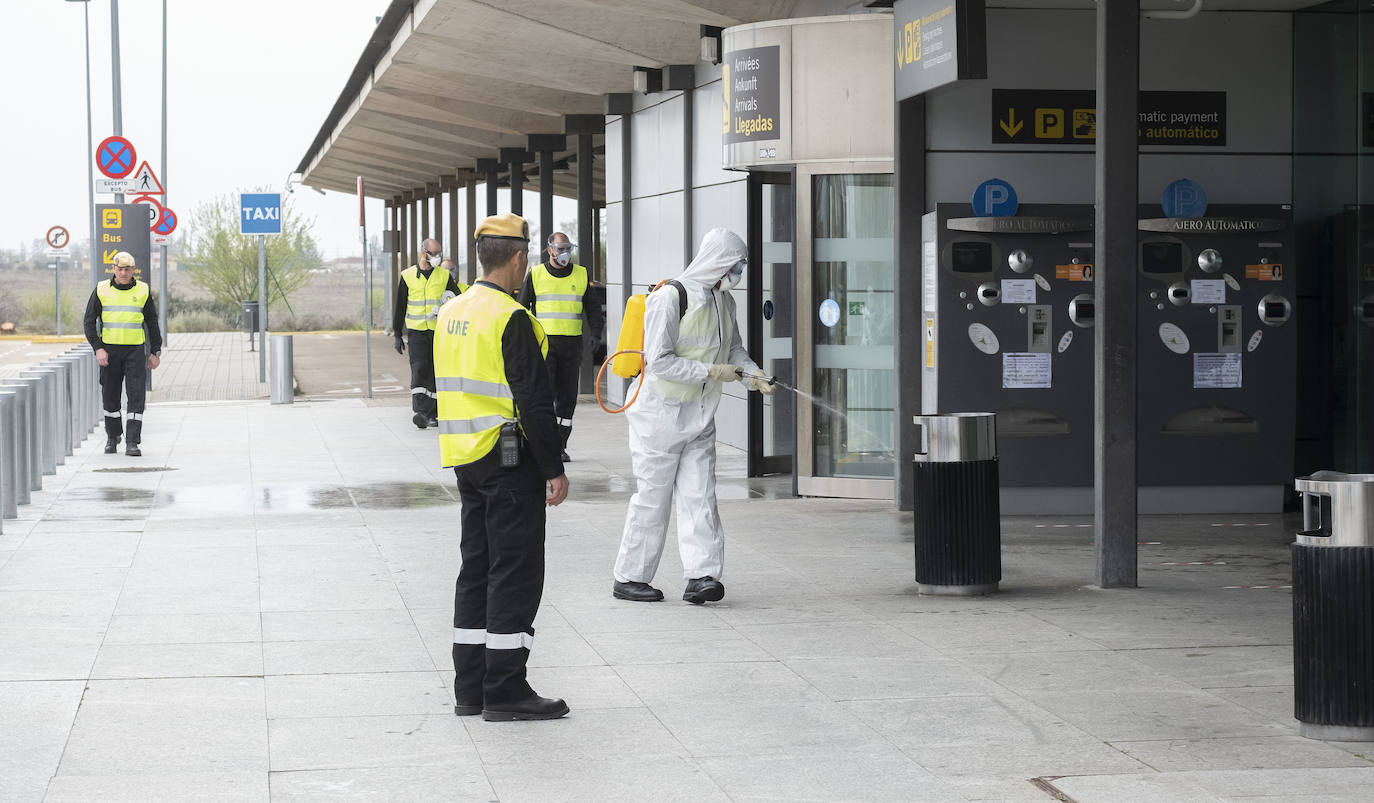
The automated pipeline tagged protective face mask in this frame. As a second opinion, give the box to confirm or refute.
[720,260,745,291]
[427,255,442,268]
[553,251,572,267]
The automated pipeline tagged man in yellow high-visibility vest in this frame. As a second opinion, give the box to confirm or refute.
[434,213,570,722]
[82,251,161,457]
[517,232,603,461]
[393,238,464,429]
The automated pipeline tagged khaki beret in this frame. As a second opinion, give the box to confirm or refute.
[474,213,530,242]
[112,251,136,268]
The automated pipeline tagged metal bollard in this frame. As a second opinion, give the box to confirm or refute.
[51,355,87,450]
[270,335,295,405]
[0,390,15,519]
[0,380,39,493]
[18,369,59,474]
[76,347,99,434]
[40,360,76,458]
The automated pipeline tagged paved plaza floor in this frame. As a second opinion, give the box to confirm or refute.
[1,336,1372,801]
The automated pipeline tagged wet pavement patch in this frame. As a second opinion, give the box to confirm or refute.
[91,466,178,473]
[55,481,458,515]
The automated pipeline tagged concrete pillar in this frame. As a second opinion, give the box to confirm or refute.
[894,95,926,511]
[478,159,499,217]
[1093,0,1140,589]
[500,148,529,218]
[465,178,478,284]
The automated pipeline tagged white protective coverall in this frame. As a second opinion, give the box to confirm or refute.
[614,228,762,584]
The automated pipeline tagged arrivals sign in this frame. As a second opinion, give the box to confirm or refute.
[722,45,781,145]
[96,204,152,279]
[991,89,1227,146]
[894,0,987,101]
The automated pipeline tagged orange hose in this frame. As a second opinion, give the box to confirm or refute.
[596,350,647,414]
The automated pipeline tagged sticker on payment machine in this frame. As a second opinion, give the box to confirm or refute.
[1245,264,1283,281]
[1055,263,1093,281]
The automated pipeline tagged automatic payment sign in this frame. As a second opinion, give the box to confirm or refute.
[722,46,781,144]
[991,89,1227,146]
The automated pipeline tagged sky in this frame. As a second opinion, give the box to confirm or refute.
[1,0,573,262]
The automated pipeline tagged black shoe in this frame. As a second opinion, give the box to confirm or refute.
[612,580,664,602]
[427,417,439,428]
[125,443,142,457]
[683,576,725,605]
[413,412,428,429]
[481,694,569,722]
[454,699,482,717]
[104,437,118,454]
[560,450,571,462]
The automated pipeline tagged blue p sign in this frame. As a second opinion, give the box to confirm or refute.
[971,179,1018,218]
[1161,179,1207,219]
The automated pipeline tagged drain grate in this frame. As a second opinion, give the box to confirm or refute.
[90,466,177,473]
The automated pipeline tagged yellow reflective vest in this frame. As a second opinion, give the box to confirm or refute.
[96,279,149,346]
[529,263,586,336]
[402,265,452,331]
[435,284,549,468]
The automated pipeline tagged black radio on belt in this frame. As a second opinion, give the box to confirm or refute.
[499,421,521,467]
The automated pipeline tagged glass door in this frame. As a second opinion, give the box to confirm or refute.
[795,164,896,500]
[748,170,795,477]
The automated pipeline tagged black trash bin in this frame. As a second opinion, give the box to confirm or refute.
[241,301,260,349]
[911,413,1001,596]
[1292,471,1374,741]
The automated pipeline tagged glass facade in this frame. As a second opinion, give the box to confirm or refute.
[811,174,896,479]
[1294,2,1374,473]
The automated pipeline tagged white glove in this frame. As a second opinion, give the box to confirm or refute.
[706,363,741,383]
[746,375,777,395]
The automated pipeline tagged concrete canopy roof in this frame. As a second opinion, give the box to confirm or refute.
[298,0,807,202]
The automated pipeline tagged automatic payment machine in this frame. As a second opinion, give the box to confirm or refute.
[922,202,1097,513]
[1136,203,1297,512]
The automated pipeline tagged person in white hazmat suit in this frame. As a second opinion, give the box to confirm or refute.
[612,228,777,604]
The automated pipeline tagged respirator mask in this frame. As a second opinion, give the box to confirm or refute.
[551,241,574,268]
[427,254,442,268]
[720,259,745,291]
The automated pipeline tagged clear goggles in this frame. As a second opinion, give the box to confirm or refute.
[549,241,576,254]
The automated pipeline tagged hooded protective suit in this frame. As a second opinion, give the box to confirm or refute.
[613,229,762,585]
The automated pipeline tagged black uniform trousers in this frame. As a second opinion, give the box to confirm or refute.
[451,456,547,705]
[101,344,147,444]
[545,334,582,448]
[406,329,437,418]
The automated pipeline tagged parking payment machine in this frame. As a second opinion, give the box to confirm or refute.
[1136,199,1297,512]
[922,198,1097,513]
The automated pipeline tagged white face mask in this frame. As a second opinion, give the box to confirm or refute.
[720,260,745,291]
[553,251,572,267]
[427,254,442,268]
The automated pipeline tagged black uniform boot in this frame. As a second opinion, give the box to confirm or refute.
[125,443,142,457]
[104,436,119,454]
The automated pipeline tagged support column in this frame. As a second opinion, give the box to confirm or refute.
[567,114,605,279]
[478,158,499,216]
[894,96,927,511]
[529,135,565,248]
[666,66,696,262]
[402,191,415,270]
[1093,0,1140,589]
[465,177,478,284]
[444,174,459,263]
[500,148,530,218]
[419,192,430,241]
[428,181,442,245]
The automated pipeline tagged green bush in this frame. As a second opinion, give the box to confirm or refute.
[169,310,231,333]
[18,291,84,335]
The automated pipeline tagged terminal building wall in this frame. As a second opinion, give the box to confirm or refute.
[605,62,752,449]
[926,10,1293,206]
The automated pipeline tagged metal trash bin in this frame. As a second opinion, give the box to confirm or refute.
[1292,471,1374,741]
[242,300,260,350]
[269,335,294,405]
[911,412,1001,596]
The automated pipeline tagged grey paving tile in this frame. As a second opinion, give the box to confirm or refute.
[90,642,264,680]
[259,578,405,612]
[77,676,266,721]
[737,620,944,662]
[267,714,479,772]
[263,638,436,675]
[1047,772,1222,803]
[961,649,1198,694]
[1025,688,1288,742]
[887,607,1106,654]
[43,771,270,802]
[466,707,684,765]
[784,656,998,702]
[103,612,262,645]
[265,672,452,719]
[1181,766,1374,798]
[268,765,494,802]
[1127,645,1294,690]
[483,755,727,803]
[524,665,645,710]
[113,582,261,615]
[0,681,84,801]
[60,706,268,774]
[582,628,773,665]
[260,609,418,642]
[0,625,105,680]
[699,744,964,802]
[1110,735,1373,772]
[553,599,732,634]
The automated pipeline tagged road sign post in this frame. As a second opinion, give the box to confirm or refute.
[46,227,70,336]
[359,177,372,399]
[241,193,282,383]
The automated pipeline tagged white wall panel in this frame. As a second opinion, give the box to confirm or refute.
[691,180,747,250]
[605,117,623,205]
